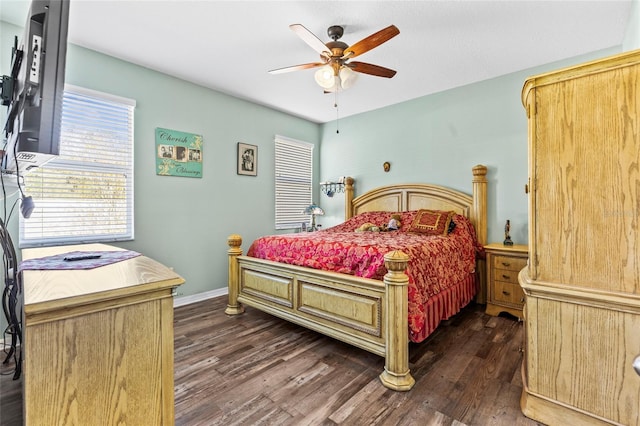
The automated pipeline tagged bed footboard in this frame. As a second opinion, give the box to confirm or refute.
[226,234,415,391]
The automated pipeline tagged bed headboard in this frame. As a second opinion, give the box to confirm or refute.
[343,165,488,302]
[352,183,473,216]
[343,164,487,245]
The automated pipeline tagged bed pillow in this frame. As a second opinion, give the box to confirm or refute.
[398,211,418,232]
[326,211,396,233]
[408,209,455,236]
[398,210,455,233]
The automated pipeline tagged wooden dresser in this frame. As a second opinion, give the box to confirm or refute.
[485,243,527,319]
[21,243,184,425]
[519,49,640,425]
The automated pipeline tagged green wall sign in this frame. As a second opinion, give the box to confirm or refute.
[155,127,203,178]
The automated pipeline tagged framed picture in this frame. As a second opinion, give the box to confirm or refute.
[237,142,257,176]
[155,128,203,178]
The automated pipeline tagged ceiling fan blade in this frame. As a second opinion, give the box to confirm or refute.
[349,62,397,78]
[343,25,400,59]
[290,24,331,58]
[269,62,325,74]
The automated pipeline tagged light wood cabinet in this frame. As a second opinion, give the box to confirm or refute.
[21,243,184,425]
[519,49,640,426]
[485,243,527,319]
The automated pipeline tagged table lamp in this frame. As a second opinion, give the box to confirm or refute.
[303,203,324,231]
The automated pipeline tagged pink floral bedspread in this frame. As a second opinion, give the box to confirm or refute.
[247,211,484,341]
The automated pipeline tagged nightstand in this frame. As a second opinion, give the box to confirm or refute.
[484,243,528,319]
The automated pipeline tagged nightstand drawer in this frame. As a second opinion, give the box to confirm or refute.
[494,267,520,285]
[493,255,527,272]
[493,281,525,306]
[484,243,528,319]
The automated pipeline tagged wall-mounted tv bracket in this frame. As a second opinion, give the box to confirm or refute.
[1,36,23,106]
[0,76,14,107]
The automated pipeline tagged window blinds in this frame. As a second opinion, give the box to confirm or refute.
[20,85,135,247]
[274,135,313,230]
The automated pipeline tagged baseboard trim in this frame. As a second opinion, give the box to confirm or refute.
[173,288,228,308]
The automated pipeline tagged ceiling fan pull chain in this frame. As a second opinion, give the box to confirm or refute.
[335,90,340,134]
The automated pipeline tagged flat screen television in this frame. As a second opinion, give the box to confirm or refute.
[2,0,69,175]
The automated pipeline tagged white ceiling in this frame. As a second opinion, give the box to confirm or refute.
[1,1,634,123]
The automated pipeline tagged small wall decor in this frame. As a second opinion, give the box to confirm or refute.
[237,142,257,176]
[155,127,203,178]
[383,161,391,172]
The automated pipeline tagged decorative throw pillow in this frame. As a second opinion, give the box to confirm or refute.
[408,209,455,236]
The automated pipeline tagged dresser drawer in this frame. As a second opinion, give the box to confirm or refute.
[493,255,527,272]
[494,267,520,285]
[493,281,525,306]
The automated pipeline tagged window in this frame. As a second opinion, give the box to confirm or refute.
[20,85,135,247]
[274,135,313,230]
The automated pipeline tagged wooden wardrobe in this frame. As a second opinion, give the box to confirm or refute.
[519,49,640,425]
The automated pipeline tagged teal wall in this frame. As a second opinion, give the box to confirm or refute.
[318,46,620,245]
[624,0,640,50]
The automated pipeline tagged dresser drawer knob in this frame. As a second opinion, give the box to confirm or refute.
[502,274,511,279]
[502,290,511,296]
[501,262,511,267]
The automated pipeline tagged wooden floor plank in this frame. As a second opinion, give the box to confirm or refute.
[0,297,543,426]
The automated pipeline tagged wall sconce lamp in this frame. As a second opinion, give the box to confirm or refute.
[302,203,324,231]
[320,177,346,197]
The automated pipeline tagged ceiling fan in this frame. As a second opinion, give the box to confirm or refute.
[269,24,400,91]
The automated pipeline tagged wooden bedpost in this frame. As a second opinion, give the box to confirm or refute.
[225,234,244,315]
[471,164,488,245]
[379,250,415,391]
[472,164,488,303]
[344,177,355,220]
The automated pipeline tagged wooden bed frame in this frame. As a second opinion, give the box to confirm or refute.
[226,164,487,391]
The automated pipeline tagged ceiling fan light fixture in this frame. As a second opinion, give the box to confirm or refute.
[339,66,357,89]
[314,65,336,89]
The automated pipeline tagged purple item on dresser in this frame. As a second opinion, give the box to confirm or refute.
[19,250,141,271]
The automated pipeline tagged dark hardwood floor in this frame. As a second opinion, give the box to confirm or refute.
[1,297,542,425]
